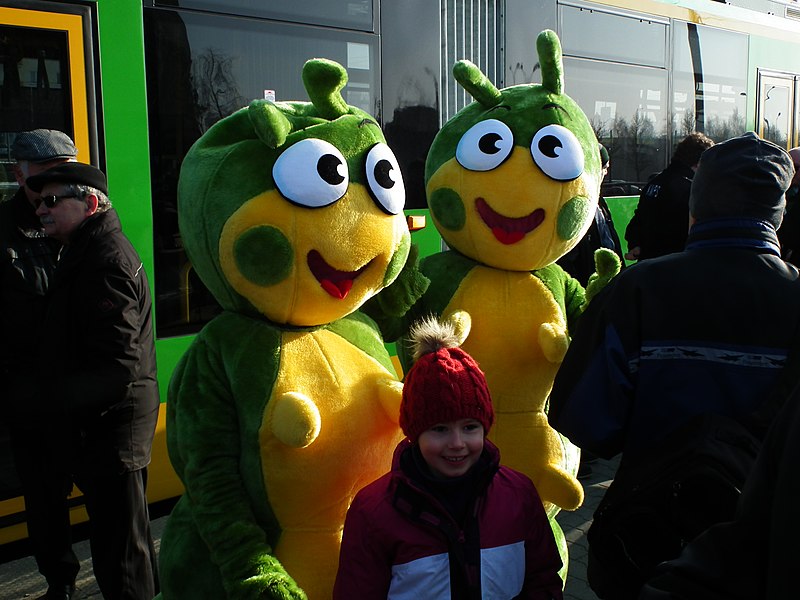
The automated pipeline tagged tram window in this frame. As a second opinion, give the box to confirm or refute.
[152,0,375,32]
[559,3,667,68]
[144,8,379,337]
[672,23,747,143]
[564,57,668,189]
[0,25,73,203]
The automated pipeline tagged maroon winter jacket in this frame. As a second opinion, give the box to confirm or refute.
[333,438,563,599]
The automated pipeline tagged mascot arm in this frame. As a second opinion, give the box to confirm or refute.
[270,392,321,448]
[170,342,306,600]
[360,243,430,341]
[538,322,570,364]
[377,379,403,424]
[584,248,621,307]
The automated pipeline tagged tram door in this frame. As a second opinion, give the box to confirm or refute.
[757,70,800,149]
[0,1,95,548]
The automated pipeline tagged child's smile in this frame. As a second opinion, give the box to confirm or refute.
[418,418,485,479]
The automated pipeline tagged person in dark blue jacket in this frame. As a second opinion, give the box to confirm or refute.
[624,132,714,261]
[639,371,800,600]
[548,132,800,599]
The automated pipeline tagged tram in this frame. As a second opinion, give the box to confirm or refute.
[0,0,799,558]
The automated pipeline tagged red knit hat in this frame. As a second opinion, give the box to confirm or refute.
[400,316,494,442]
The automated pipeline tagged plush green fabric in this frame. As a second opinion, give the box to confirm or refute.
[376,30,621,584]
[161,58,413,600]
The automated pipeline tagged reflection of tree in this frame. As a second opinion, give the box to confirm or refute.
[192,48,246,132]
[595,104,748,194]
[590,116,611,144]
[680,109,695,138]
[508,61,539,85]
[706,107,745,142]
[624,109,657,181]
[384,66,439,210]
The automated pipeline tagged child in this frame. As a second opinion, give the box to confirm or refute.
[333,316,564,599]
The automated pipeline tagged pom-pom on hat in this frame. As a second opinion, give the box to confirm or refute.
[689,131,792,229]
[400,316,494,443]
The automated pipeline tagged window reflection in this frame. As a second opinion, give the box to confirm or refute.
[761,82,791,148]
[672,22,747,143]
[145,8,379,337]
[153,0,374,32]
[565,57,668,190]
[0,25,72,203]
[560,4,667,68]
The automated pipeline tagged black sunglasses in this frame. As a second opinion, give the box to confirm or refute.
[37,194,77,209]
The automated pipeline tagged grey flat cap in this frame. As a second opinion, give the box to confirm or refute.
[11,129,78,163]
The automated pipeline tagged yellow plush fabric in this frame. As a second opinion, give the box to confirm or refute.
[444,267,583,513]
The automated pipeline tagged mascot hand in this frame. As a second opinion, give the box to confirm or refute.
[585,248,621,305]
[229,554,308,600]
[361,243,430,339]
[269,392,321,448]
[378,378,403,423]
[539,322,569,363]
[443,309,472,345]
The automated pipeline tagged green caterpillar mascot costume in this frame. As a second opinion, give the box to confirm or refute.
[157,59,416,600]
[368,29,620,577]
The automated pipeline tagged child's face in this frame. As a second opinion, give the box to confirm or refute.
[418,418,485,479]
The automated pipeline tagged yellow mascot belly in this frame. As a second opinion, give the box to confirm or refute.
[260,329,403,599]
[448,266,582,513]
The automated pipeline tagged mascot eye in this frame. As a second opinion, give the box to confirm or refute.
[365,143,405,215]
[530,124,585,181]
[456,119,514,171]
[273,138,349,207]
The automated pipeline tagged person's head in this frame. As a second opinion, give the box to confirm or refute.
[26,162,110,244]
[689,132,793,229]
[789,147,800,189]
[10,129,78,207]
[400,316,494,479]
[599,143,610,180]
[673,132,715,170]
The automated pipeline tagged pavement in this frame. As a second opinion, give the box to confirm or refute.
[0,457,619,599]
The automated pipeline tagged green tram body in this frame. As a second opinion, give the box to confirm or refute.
[0,0,799,557]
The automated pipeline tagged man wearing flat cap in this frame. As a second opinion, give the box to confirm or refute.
[1,129,79,600]
[26,162,159,600]
[548,132,800,600]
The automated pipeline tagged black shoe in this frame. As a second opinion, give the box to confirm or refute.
[37,583,75,600]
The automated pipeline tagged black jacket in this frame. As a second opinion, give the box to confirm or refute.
[39,209,159,472]
[550,218,800,460]
[625,162,694,260]
[639,376,800,600]
[557,196,625,286]
[0,189,60,377]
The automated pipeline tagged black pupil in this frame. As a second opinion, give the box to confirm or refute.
[479,132,502,155]
[318,154,345,185]
[538,135,563,158]
[374,159,394,189]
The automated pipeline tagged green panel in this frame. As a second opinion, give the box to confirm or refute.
[605,195,637,265]
[155,336,195,402]
[95,1,155,286]
[96,0,180,401]
[407,207,442,257]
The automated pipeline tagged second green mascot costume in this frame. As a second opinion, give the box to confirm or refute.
[366,29,620,581]
[156,59,417,599]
